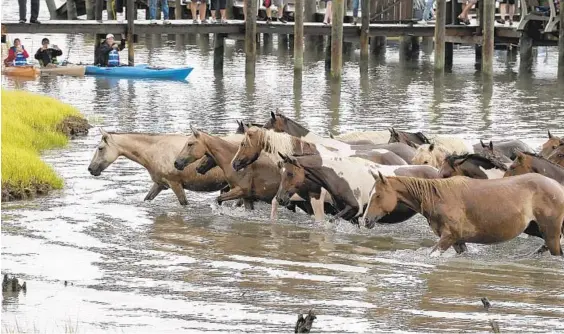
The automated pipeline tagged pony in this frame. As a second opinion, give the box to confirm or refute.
[411,143,452,168]
[363,173,564,256]
[438,153,510,179]
[504,151,564,185]
[331,130,391,145]
[540,130,562,158]
[473,139,534,160]
[388,127,473,153]
[548,143,564,167]
[88,128,241,205]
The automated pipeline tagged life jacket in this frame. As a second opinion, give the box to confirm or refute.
[108,49,119,67]
[11,46,27,66]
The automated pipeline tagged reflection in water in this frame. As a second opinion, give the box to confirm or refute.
[1,22,564,333]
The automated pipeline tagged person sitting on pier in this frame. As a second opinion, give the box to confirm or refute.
[34,38,62,67]
[94,34,126,67]
[264,0,287,24]
[458,0,478,25]
[3,38,29,67]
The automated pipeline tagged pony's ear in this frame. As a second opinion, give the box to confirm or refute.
[190,124,200,138]
[388,127,395,135]
[99,127,110,142]
[488,141,493,150]
[370,169,379,181]
[515,151,525,162]
[270,111,276,120]
[278,152,288,161]
[429,143,435,152]
[480,139,486,148]
[378,171,387,184]
[242,122,250,133]
[548,130,553,139]
[329,133,334,139]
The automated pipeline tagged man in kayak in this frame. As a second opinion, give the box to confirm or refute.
[3,38,30,66]
[34,38,63,67]
[94,34,126,67]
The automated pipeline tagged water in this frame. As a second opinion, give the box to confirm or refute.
[3,3,564,333]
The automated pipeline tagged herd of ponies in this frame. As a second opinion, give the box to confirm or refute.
[87,111,564,257]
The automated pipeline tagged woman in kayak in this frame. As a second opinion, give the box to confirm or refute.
[94,34,126,67]
[34,38,63,67]
[3,38,30,66]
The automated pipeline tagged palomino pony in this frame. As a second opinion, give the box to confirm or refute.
[540,130,562,158]
[88,128,241,205]
[438,153,510,179]
[275,153,439,224]
[473,139,533,160]
[411,143,453,168]
[363,173,564,256]
[504,151,564,185]
[388,128,472,153]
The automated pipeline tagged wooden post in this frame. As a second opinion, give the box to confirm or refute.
[94,34,104,63]
[305,0,316,21]
[445,0,453,70]
[127,0,135,66]
[226,0,234,19]
[45,0,58,19]
[519,31,533,73]
[482,0,495,75]
[175,0,182,19]
[245,0,257,75]
[559,5,564,79]
[67,0,78,19]
[325,36,331,70]
[85,0,95,19]
[360,0,370,61]
[330,0,345,79]
[214,33,226,71]
[294,0,304,72]
[95,0,104,20]
[434,0,446,71]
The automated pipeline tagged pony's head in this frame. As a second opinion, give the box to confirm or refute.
[540,130,562,158]
[88,128,120,176]
[276,153,307,206]
[195,154,217,175]
[174,125,208,171]
[548,144,564,166]
[388,128,430,148]
[363,171,399,225]
[412,143,447,168]
[232,125,262,171]
[263,110,287,133]
[438,154,466,178]
[504,152,534,177]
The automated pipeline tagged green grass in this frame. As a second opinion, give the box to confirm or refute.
[1,89,84,199]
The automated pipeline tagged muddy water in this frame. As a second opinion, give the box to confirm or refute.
[3,3,564,332]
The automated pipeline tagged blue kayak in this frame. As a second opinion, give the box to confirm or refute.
[85,64,193,80]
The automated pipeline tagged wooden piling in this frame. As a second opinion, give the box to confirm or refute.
[214,33,226,71]
[304,0,316,21]
[360,0,370,61]
[95,0,104,20]
[445,0,453,70]
[85,0,95,19]
[94,34,104,63]
[175,0,183,19]
[434,0,446,71]
[482,0,495,75]
[127,0,135,65]
[45,0,58,19]
[67,0,78,19]
[330,0,345,79]
[519,32,533,72]
[559,6,564,79]
[245,0,257,75]
[294,0,304,72]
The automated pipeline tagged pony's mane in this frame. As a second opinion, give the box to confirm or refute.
[245,127,302,156]
[394,176,468,210]
[521,151,564,169]
[446,153,509,171]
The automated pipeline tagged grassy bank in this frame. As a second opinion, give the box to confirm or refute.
[1,89,90,201]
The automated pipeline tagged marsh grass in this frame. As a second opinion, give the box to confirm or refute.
[1,89,84,200]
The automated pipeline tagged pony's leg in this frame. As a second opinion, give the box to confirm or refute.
[330,205,357,223]
[216,187,245,205]
[270,198,278,222]
[452,243,468,254]
[430,231,456,255]
[144,183,166,201]
[543,234,563,256]
[311,188,327,222]
[243,199,254,210]
[170,182,188,206]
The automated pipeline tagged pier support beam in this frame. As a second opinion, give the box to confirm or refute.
[330,0,345,79]
[482,0,495,75]
[95,0,103,20]
[245,0,257,75]
[214,33,226,71]
[434,0,446,71]
[370,37,386,56]
[294,0,304,72]
[519,31,533,72]
[45,0,58,19]
[175,0,183,19]
[305,0,316,21]
[67,0,78,19]
[127,0,135,65]
[84,0,95,19]
[360,0,370,61]
[559,6,564,79]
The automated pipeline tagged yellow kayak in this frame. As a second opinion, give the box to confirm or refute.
[2,66,40,78]
[40,65,86,77]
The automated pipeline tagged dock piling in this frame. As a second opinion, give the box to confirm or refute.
[175,0,183,19]
[330,0,345,79]
[482,0,495,75]
[127,0,135,65]
[434,0,446,71]
[445,0,453,70]
[245,0,258,75]
[45,0,58,19]
[214,33,226,71]
[559,6,564,78]
[294,0,304,72]
[360,0,370,61]
[519,31,534,72]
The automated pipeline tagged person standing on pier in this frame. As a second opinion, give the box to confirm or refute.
[264,0,287,24]
[95,34,126,67]
[3,38,29,66]
[210,0,228,23]
[149,0,171,24]
[189,0,209,24]
[323,0,332,25]
[18,0,40,24]
[496,0,516,26]
[418,0,436,24]
[34,38,62,67]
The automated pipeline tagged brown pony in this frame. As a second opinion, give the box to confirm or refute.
[388,127,431,148]
[438,153,510,179]
[505,151,564,185]
[473,139,533,160]
[363,173,564,256]
[548,143,564,167]
[540,130,562,158]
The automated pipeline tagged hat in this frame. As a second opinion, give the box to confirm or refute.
[106,34,115,39]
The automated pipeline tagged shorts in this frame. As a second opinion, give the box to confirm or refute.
[499,0,516,4]
[210,0,226,10]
